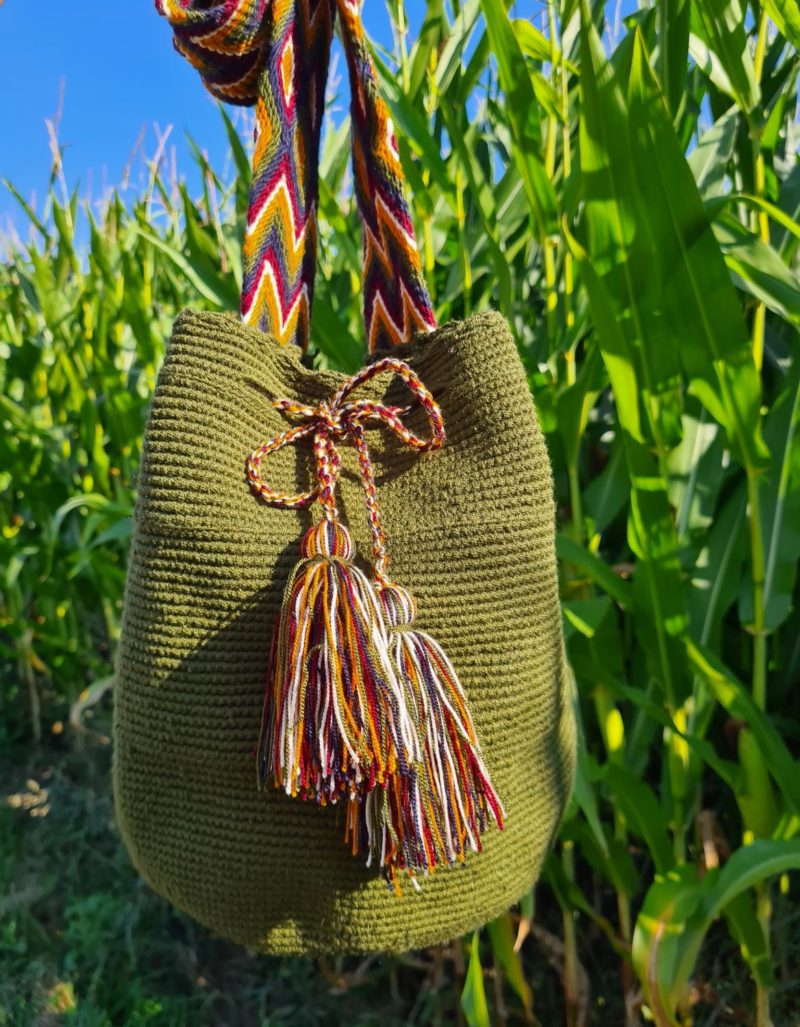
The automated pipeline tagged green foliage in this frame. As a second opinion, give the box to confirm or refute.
[2,1,800,1024]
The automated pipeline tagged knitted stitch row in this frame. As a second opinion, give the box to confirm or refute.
[111,308,576,953]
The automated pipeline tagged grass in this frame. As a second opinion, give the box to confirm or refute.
[1,739,567,1027]
[3,737,799,1025]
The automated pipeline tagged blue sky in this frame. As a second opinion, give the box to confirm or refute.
[0,0,432,234]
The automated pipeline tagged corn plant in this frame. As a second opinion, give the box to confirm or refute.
[2,1,800,1024]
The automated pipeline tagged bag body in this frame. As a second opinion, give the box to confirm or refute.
[111,306,575,955]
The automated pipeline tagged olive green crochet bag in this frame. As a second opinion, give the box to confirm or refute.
[112,0,575,956]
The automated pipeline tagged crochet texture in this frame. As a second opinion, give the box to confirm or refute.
[111,307,576,955]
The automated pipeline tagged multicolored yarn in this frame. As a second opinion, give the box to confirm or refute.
[157,0,334,348]
[156,0,436,352]
[242,0,334,344]
[246,359,504,889]
[367,585,506,889]
[335,0,436,351]
[348,416,506,888]
[155,0,271,105]
[246,355,445,510]
[255,518,414,805]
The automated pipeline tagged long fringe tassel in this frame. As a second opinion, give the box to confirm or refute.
[249,362,501,892]
[356,584,506,891]
[256,521,418,807]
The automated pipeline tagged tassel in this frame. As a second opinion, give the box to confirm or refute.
[248,358,501,891]
[360,584,506,891]
[256,520,418,808]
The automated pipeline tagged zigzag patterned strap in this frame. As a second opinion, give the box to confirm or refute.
[157,0,333,348]
[335,0,436,351]
[241,0,334,346]
[156,0,436,353]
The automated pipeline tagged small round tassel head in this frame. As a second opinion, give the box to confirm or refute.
[300,520,353,560]
[378,583,417,628]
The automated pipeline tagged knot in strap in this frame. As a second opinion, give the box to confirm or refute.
[155,0,271,106]
[246,358,444,577]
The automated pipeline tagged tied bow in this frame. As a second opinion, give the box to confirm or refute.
[246,357,444,582]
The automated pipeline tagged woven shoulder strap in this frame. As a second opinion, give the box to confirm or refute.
[156,0,436,353]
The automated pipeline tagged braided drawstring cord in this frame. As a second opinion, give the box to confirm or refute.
[246,357,444,574]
